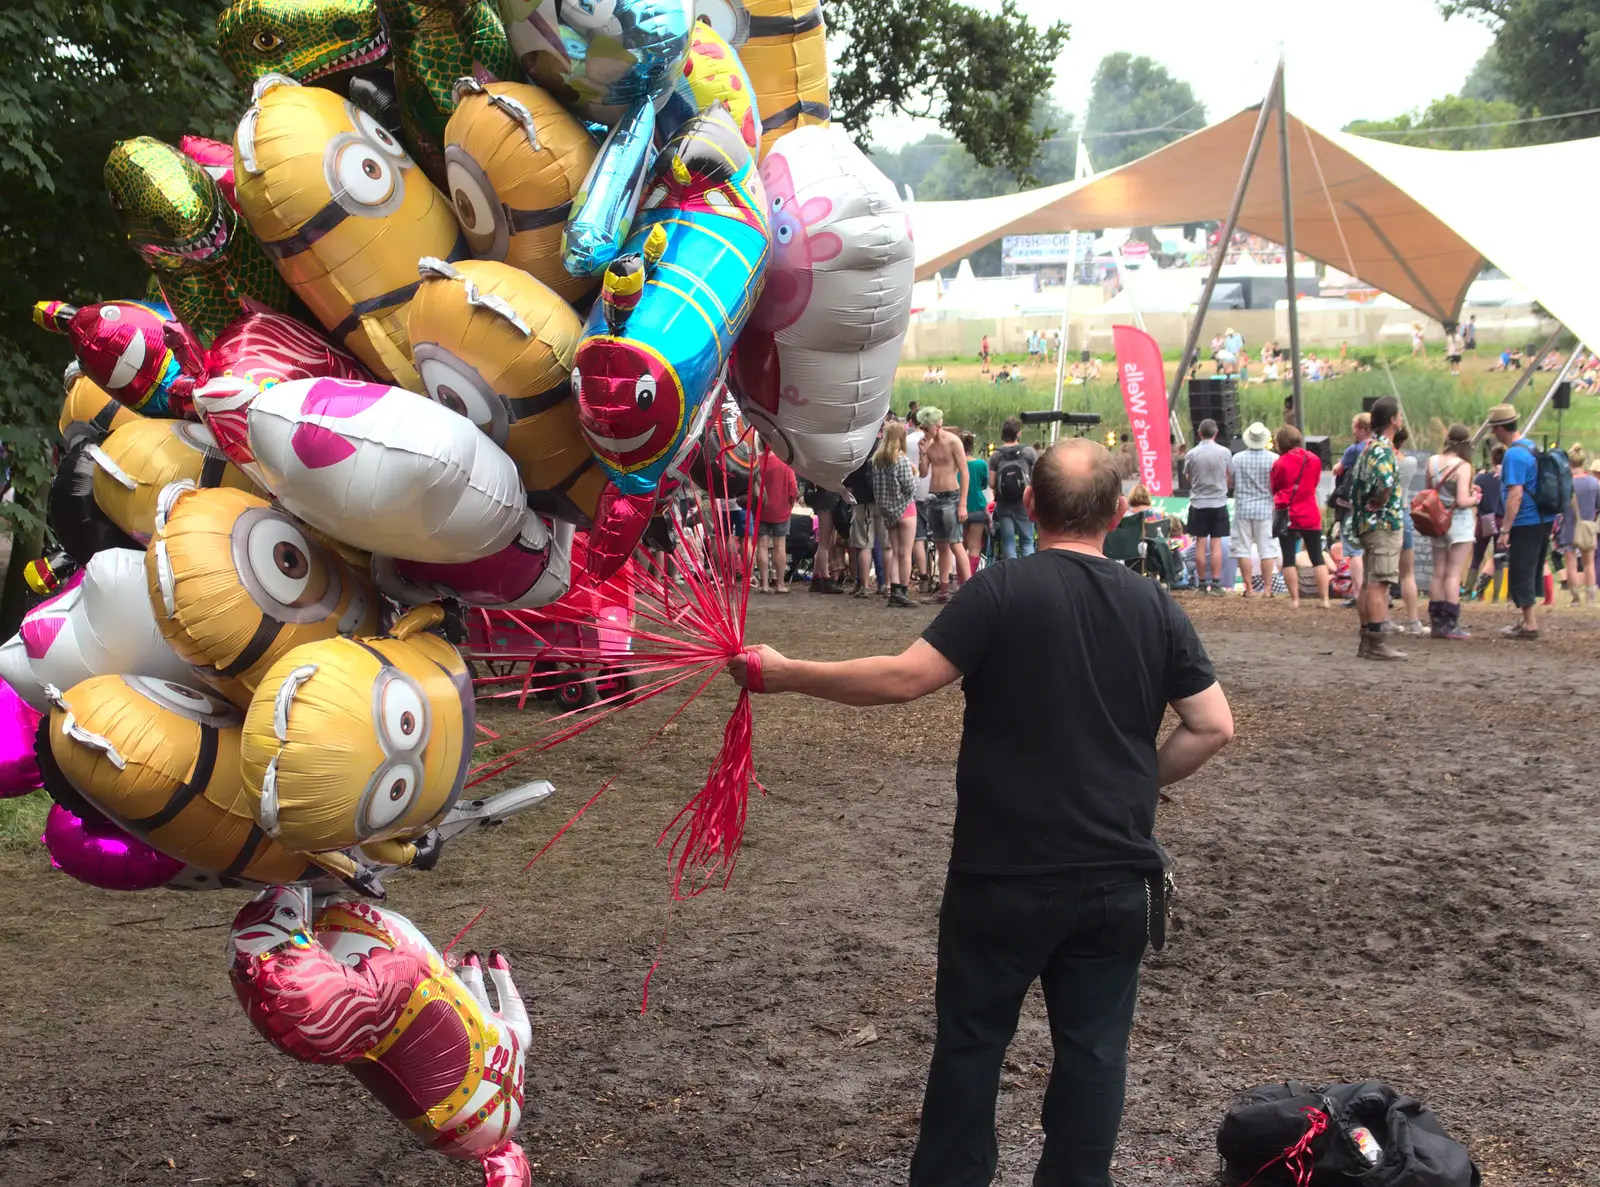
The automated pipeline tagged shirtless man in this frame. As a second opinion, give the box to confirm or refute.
[916,407,971,602]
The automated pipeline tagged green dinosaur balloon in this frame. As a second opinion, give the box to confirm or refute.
[375,0,518,186]
[104,137,292,345]
[217,0,392,89]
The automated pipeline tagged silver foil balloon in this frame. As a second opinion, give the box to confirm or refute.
[500,0,692,275]
[500,0,693,124]
[563,101,656,275]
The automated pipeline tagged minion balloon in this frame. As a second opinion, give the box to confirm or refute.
[88,418,259,546]
[233,75,466,386]
[46,675,327,888]
[58,368,142,447]
[498,0,694,275]
[572,103,769,576]
[694,0,830,159]
[407,257,609,525]
[240,605,473,879]
[147,484,379,708]
[442,78,598,305]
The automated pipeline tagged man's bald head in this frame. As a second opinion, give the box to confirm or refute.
[1030,438,1123,537]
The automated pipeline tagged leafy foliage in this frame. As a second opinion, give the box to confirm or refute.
[0,0,240,632]
[1082,53,1206,169]
[1344,94,1523,149]
[0,0,241,535]
[1460,46,1514,103]
[829,0,1069,182]
[1440,0,1600,142]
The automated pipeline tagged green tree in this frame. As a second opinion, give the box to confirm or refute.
[909,100,1077,277]
[0,0,239,634]
[1082,53,1205,169]
[829,0,1070,183]
[1344,94,1522,149]
[916,100,1077,201]
[1440,0,1600,142]
[870,133,960,202]
[1460,46,1513,103]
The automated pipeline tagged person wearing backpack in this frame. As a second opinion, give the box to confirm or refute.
[1488,403,1563,639]
[990,417,1037,560]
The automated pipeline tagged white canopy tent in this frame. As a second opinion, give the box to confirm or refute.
[908,106,1600,350]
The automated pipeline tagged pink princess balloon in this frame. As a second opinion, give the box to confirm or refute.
[0,679,42,797]
[43,803,185,891]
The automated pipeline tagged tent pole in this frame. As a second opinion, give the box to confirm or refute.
[1050,140,1096,445]
[1468,325,1564,447]
[1049,228,1080,446]
[1166,60,1285,423]
[1277,62,1304,432]
[1521,346,1580,437]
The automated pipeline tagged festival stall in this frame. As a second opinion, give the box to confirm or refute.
[3,3,914,1182]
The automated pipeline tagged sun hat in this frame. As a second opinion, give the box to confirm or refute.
[1242,421,1273,449]
[1589,458,1600,475]
[1486,403,1519,427]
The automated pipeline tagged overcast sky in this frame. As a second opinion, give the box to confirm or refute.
[868,0,1497,149]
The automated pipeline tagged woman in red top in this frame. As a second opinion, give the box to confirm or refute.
[754,451,800,593]
[1270,424,1330,608]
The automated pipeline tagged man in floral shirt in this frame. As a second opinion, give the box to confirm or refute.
[1349,396,1406,660]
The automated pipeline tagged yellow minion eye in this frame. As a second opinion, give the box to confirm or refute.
[251,30,282,51]
[353,110,408,160]
[379,677,427,753]
[335,142,396,206]
[363,763,418,834]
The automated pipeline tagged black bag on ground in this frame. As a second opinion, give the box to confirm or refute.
[1217,1079,1480,1187]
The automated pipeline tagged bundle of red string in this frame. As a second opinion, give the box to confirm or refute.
[458,440,771,906]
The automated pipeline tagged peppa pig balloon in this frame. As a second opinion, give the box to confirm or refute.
[729,125,913,491]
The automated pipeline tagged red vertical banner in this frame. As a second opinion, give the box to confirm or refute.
[1112,324,1173,496]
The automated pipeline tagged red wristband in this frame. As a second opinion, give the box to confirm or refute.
[741,648,766,693]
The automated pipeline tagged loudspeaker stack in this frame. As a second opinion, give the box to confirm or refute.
[1187,377,1240,442]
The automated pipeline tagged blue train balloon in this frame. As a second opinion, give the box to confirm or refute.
[571,103,769,577]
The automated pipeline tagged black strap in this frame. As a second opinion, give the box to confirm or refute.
[506,199,572,234]
[199,452,229,488]
[262,201,353,261]
[91,400,121,432]
[551,453,595,495]
[509,376,571,420]
[327,233,472,343]
[759,100,831,130]
[221,823,267,879]
[126,725,217,830]
[749,6,822,36]
[215,615,284,678]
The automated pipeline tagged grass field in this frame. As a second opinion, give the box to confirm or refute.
[897,354,1599,454]
[0,792,47,852]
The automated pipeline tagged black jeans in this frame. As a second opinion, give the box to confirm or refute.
[909,870,1149,1187]
[1507,522,1550,608]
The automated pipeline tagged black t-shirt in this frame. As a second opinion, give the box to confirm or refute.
[921,549,1216,874]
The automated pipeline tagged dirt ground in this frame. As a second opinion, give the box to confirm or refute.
[2,589,1598,1186]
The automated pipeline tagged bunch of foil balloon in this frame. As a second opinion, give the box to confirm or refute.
[7,2,913,1182]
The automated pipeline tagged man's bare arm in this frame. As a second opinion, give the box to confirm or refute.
[729,641,960,707]
[1157,682,1233,786]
